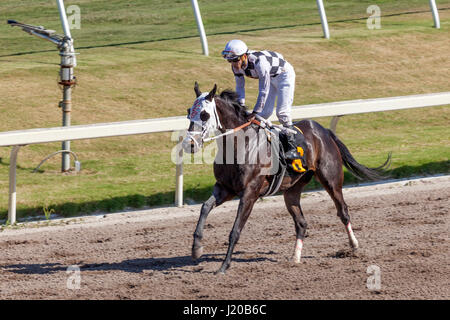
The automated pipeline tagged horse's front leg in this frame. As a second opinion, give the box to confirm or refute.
[216,190,259,274]
[192,183,233,260]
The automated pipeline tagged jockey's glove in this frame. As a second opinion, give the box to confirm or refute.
[246,111,258,122]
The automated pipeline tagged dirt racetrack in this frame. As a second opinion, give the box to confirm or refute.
[0,175,448,300]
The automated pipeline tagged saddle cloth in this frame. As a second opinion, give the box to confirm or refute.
[260,126,307,197]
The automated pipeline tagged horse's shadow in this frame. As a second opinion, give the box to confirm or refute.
[1,251,277,275]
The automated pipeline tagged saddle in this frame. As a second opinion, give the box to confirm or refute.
[260,126,308,197]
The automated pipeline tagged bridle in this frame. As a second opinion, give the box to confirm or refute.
[186,93,223,147]
[186,94,292,146]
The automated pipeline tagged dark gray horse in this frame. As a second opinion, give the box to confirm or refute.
[183,83,390,274]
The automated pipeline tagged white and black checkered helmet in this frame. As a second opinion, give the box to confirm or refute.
[222,39,248,61]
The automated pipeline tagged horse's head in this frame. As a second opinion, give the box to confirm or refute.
[182,82,222,153]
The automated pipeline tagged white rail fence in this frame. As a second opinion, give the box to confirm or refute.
[1,92,449,224]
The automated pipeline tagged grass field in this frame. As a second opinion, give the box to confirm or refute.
[0,0,449,221]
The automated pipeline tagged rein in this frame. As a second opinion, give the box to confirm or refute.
[203,119,261,142]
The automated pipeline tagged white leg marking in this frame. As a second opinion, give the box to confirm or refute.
[293,239,303,263]
[346,223,359,249]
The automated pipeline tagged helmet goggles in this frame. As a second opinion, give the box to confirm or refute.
[222,50,241,62]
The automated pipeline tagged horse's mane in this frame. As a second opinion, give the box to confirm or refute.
[218,89,248,121]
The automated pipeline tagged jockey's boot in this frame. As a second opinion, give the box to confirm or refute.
[284,125,308,173]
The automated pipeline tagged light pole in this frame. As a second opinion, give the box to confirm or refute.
[7,1,77,172]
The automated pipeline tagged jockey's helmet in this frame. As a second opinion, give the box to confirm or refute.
[222,40,248,61]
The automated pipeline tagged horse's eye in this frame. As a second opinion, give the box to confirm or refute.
[200,111,210,122]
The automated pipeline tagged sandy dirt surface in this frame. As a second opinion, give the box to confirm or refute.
[0,175,448,300]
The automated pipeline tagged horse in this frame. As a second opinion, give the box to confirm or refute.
[182,82,390,274]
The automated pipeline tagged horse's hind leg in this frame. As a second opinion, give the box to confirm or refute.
[315,167,359,250]
[283,172,313,263]
[192,183,233,260]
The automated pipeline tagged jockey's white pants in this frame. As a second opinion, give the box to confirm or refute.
[257,62,295,127]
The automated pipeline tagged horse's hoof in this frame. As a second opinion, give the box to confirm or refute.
[215,269,226,275]
[192,246,203,260]
[350,241,359,250]
[292,256,302,264]
[215,263,229,275]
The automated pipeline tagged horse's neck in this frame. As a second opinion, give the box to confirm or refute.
[214,99,270,165]
[215,98,247,131]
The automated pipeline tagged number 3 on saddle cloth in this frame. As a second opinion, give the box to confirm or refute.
[291,147,306,173]
[279,126,308,175]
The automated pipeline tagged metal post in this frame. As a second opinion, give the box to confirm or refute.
[8,146,22,225]
[59,42,75,172]
[316,0,330,39]
[58,39,76,172]
[56,0,72,37]
[7,2,78,173]
[61,81,72,171]
[429,0,441,29]
[57,0,76,171]
[330,115,342,133]
[175,135,184,207]
[56,0,76,66]
[190,0,209,56]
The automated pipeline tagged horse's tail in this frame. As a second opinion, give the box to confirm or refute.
[328,129,391,181]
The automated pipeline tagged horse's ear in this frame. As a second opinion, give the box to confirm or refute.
[205,84,217,102]
[194,81,202,98]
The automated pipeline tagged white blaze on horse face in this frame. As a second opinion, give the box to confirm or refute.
[293,239,303,263]
[346,223,359,249]
[188,94,207,123]
[183,94,210,152]
[187,93,220,136]
[184,93,222,154]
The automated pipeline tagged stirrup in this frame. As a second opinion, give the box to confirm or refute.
[285,149,300,160]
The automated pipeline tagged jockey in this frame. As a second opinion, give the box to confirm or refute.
[221,39,307,172]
